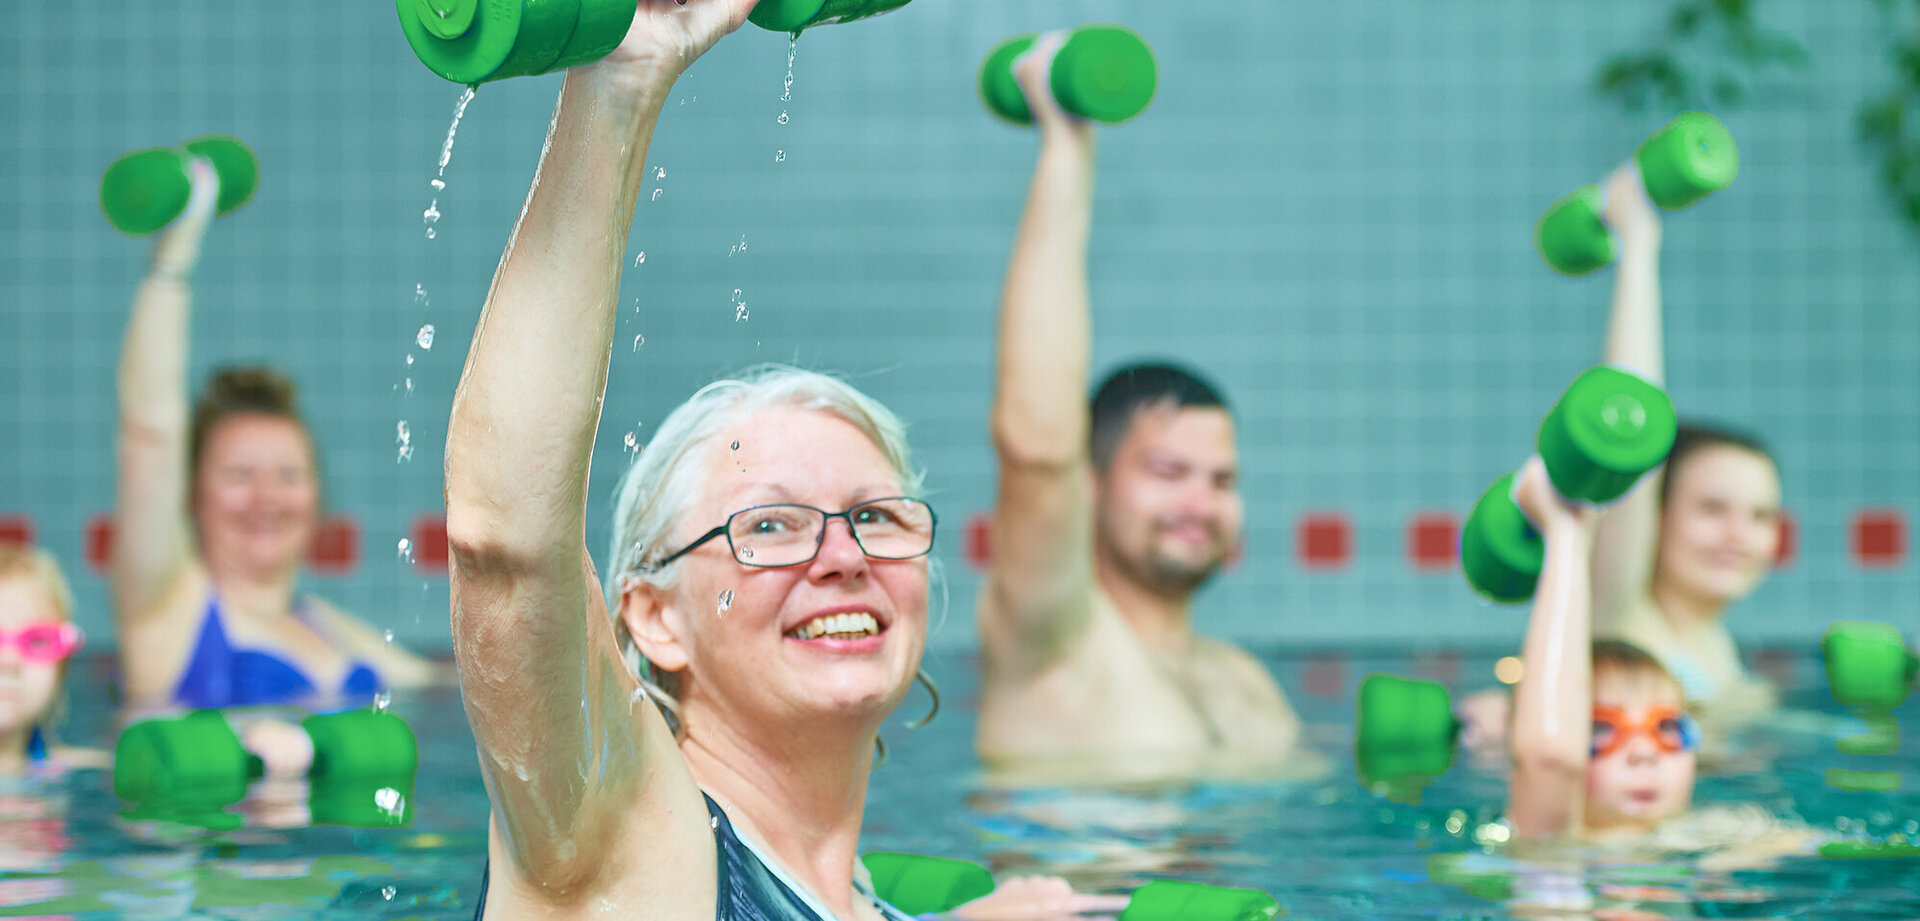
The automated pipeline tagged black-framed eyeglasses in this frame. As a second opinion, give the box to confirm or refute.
[646,497,937,571]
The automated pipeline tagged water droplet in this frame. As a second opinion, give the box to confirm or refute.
[651,189,663,202]
[740,547,754,560]
[396,421,413,462]
[624,431,639,453]
[735,304,749,322]
[430,178,445,191]
[423,204,441,223]
[730,440,740,450]
[383,628,395,645]
[425,226,437,240]
[382,884,397,901]
[717,590,733,614]
[375,787,405,816]
[776,111,789,125]
[655,167,666,180]
[634,251,646,266]
[711,816,720,829]
[774,149,785,163]
[397,537,414,561]
[414,284,429,306]
[404,377,414,395]
[632,334,645,351]
[405,353,415,366]
[373,691,392,712]
[417,324,436,350]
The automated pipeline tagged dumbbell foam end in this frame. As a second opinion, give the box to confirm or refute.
[750,0,911,32]
[1823,620,1916,710]
[99,148,193,236]
[1049,25,1158,125]
[1118,879,1280,921]
[1636,111,1738,211]
[1535,184,1616,276]
[861,852,995,916]
[180,135,259,216]
[979,34,1040,125]
[1536,366,1677,504]
[1460,473,1543,604]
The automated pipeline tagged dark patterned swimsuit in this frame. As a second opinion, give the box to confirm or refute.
[473,793,920,920]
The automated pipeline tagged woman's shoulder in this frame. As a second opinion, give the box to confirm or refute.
[300,598,448,686]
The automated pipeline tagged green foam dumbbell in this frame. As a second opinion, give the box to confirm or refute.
[396,0,637,85]
[861,852,996,917]
[115,708,419,827]
[1536,111,1739,276]
[981,25,1159,126]
[749,0,912,32]
[1824,621,1918,711]
[99,135,258,236]
[860,852,1278,920]
[1355,674,1459,785]
[1119,880,1281,921]
[1461,366,1676,603]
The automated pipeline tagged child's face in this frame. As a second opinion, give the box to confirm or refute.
[1584,670,1696,832]
[0,578,66,736]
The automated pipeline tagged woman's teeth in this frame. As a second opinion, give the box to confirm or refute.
[788,612,880,641]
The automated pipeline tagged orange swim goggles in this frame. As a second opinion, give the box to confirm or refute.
[1590,704,1700,758]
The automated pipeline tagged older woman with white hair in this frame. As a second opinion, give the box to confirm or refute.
[445,3,1119,920]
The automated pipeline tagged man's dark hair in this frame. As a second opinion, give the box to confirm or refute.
[1658,422,1775,507]
[1088,362,1229,471]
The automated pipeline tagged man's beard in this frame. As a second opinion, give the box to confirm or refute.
[1119,525,1229,598]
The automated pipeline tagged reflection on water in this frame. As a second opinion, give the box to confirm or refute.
[2,650,1916,919]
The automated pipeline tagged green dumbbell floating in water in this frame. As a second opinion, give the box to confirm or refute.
[1355,674,1459,785]
[114,708,418,827]
[750,0,912,32]
[1536,111,1740,276]
[981,25,1159,126]
[861,852,1279,920]
[398,0,914,84]
[1824,621,1918,711]
[98,135,258,236]
[1460,366,1678,604]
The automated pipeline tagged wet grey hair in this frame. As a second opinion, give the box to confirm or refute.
[603,365,926,722]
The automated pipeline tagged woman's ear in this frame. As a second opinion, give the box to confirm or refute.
[620,580,690,675]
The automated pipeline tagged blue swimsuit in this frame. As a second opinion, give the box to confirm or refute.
[472,793,917,920]
[171,598,381,708]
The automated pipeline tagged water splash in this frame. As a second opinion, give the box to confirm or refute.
[383,628,395,646]
[717,589,734,615]
[774,149,786,163]
[634,251,646,266]
[651,188,663,202]
[397,537,414,562]
[729,235,748,256]
[422,86,476,240]
[396,421,413,462]
[373,690,392,713]
[416,324,435,350]
[776,111,789,125]
[655,167,666,180]
[624,431,639,455]
[632,334,645,351]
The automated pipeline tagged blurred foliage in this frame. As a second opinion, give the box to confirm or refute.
[1595,0,1920,232]
[1859,0,1920,226]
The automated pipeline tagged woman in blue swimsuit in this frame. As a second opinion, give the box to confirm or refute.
[445,5,1118,919]
[112,151,442,709]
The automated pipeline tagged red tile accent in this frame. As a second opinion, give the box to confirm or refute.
[1407,511,1458,571]
[1304,655,1344,696]
[1773,511,1795,569]
[307,517,360,575]
[85,516,115,572]
[1296,512,1352,570]
[1851,509,1907,569]
[410,514,450,574]
[964,513,991,571]
[0,515,32,548]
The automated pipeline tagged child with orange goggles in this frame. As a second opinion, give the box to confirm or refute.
[1504,459,1703,839]
[0,546,91,774]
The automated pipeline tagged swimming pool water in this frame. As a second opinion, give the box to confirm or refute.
[4,647,1916,919]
